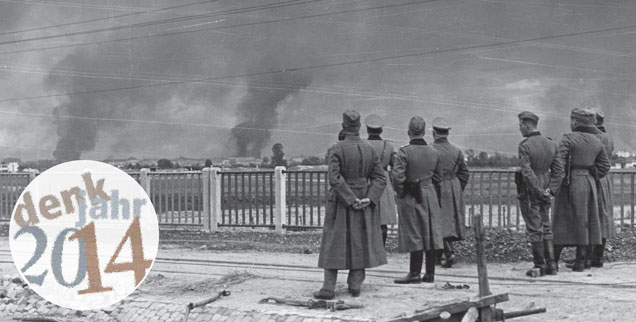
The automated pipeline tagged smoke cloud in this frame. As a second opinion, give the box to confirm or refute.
[230,70,311,157]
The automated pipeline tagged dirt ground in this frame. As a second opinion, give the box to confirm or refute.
[2,238,635,322]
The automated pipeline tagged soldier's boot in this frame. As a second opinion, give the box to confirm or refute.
[314,269,337,299]
[544,240,557,275]
[526,242,546,277]
[394,251,423,284]
[381,225,388,247]
[441,240,455,268]
[553,244,564,272]
[421,250,436,283]
[435,249,443,266]
[591,238,607,268]
[346,269,365,297]
[572,246,587,272]
[585,245,593,269]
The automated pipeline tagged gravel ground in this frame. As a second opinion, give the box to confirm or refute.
[158,227,636,263]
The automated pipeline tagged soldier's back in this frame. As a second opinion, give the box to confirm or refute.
[563,132,604,165]
[520,134,557,173]
[332,138,376,178]
[432,140,461,173]
[366,139,395,169]
[400,144,439,182]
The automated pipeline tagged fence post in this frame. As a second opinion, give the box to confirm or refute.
[274,166,287,233]
[139,168,151,195]
[28,171,37,183]
[202,168,211,231]
[210,167,221,232]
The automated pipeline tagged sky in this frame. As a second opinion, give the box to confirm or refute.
[0,0,635,161]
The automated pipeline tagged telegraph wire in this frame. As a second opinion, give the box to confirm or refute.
[0,0,444,56]
[2,7,636,105]
[0,0,327,46]
[0,0,225,37]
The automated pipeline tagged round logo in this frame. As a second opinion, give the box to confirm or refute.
[9,160,159,310]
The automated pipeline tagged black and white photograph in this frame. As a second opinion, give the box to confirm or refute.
[1,0,636,321]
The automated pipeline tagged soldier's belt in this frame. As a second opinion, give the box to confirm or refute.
[571,164,593,170]
[570,169,591,176]
[441,173,457,180]
[407,180,433,188]
[345,177,370,188]
[570,164,593,176]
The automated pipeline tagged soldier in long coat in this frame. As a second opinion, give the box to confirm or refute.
[431,117,469,268]
[516,111,564,276]
[589,109,615,267]
[393,116,444,284]
[315,110,387,299]
[364,114,397,246]
[551,108,611,272]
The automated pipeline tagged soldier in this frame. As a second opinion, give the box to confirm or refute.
[590,109,615,267]
[431,117,470,268]
[315,110,387,299]
[364,114,397,246]
[393,116,444,284]
[552,108,611,272]
[515,111,563,277]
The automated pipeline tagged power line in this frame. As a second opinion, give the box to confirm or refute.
[2,60,635,129]
[0,0,325,46]
[0,0,443,56]
[3,18,636,108]
[0,0,225,37]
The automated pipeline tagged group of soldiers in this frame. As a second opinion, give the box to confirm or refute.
[314,110,469,299]
[313,107,614,300]
[516,108,613,276]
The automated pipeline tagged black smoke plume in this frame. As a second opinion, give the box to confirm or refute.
[230,71,312,157]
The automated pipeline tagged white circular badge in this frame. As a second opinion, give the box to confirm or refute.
[9,160,159,310]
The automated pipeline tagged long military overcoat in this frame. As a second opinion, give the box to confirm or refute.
[596,128,615,239]
[392,139,444,252]
[318,135,387,270]
[552,126,611,246]
[432,138,470,241]
[366,139,397,226]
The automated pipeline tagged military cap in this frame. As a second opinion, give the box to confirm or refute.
[342,109,361,134]
[570,107,596,123]
[432,117,451,131]
[408,116,426,136]
[364,114,384,129]
[517,111,539,123]
[594,108,605,125]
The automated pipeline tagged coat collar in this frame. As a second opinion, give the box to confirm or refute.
[525,131,541,138]
[344,135,362,142]
[573,125,600,135]
[434,137,449,144]
[597,125,607,133]
[409,138,427,145]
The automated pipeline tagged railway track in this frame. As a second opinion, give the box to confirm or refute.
[1,249,635,290]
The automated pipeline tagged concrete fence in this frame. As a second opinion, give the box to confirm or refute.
[2,167,636,234]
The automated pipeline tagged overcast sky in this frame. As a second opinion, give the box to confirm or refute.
[0,0,635,161]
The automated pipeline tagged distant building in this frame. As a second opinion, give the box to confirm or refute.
[227,157,260,167]
[103,157,140,168]
[0,162,19,172]
[616,150,636,158]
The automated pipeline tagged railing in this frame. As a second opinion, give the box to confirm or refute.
[285,170,327,228]
[2,168,636,233]
[148,171,203,226]
[220,171,275,227]
[0,173,32,222]
[465,170,521,230]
